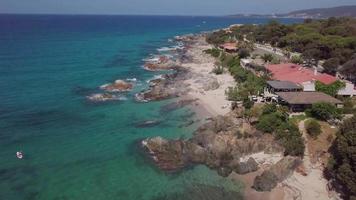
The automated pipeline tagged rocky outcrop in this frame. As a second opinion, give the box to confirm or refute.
[100,80,133,92]
[142,112,284,176]
[135,67,191,102]
[252,156,302,191]
[233,157,259,174]
[86,93,122,102]
[143,56,178,71]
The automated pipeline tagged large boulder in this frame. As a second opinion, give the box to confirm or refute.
[142,137,186,171]
[252,156,302,191]
[233,157,259,174]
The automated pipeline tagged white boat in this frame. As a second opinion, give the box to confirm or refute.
[16,151,23,159]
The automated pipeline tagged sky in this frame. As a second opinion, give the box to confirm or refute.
[0,0,355,15]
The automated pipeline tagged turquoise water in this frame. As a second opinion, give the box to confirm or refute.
[0,15,302,200]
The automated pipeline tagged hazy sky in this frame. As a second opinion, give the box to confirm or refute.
[0,0,355,15]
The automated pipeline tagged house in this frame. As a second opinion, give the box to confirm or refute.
[266,63,337,86]
[276,92,343,112]
[219,42,238,53]
[337,81,356,97]
[266,63,356,97]
[264,81,303,102]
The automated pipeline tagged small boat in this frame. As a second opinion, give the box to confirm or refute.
[16,151,23,159]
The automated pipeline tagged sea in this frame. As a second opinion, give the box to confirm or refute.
[0,15,302,200]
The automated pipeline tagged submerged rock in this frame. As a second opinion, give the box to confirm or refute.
[151,184,243,200]
[160,99,198,113]
[134,120,161,128]
[87,93,122,102]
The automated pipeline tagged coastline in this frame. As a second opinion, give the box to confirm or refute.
[178,35,235,118]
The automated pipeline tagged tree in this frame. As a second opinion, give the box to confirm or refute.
[238,48,250,59]
[327,116,356,199]
[307,102,340,121]
[243,97,254,109]
[305,119,322,139]
[323,58,340,75]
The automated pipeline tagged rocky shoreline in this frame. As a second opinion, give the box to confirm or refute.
[135,33,312,200]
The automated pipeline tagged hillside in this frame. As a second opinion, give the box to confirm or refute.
[230,5,356,19]
[283,5,356,19]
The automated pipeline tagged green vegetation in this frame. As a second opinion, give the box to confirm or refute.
[315,80,346,96]
[212,65,224,75]
[256,104,305,157]
[323,58,340,75]
[219,53,267,100]
[341,98,356,114]
[207,18,356,76]
[238,48,250,58]
[291,55,303,64]
[261,53,274,63]
[305,119,322,139]
[203,48,221,58]
[327,116,356,199]
[225,86,240,101]
[306,102,340,121]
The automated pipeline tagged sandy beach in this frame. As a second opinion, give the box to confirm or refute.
[178,36,236,117]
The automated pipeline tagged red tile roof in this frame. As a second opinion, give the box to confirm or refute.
[266,63,337,85]
[220,42,238,51]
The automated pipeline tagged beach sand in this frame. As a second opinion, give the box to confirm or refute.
[179,36,235,117]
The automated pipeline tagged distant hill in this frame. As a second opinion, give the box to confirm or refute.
[282,5,356,18]
[229,5,356,19]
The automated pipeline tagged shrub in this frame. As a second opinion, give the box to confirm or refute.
[212,65,224,75]
[271,57,280,64]
[243,97,254,109]
[315,80,345,96]
[261,53,274,63]
[262,103,277,115]
[225,86,240,101]
[275,122,305,157]
[256,112,285,133]
[204,48,221,58]
[307,102,340,121]
[291,55,303,64]
[305,119,322,139]
[238,48,250,58]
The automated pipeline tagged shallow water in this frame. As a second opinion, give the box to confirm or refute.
[0,15,302,200]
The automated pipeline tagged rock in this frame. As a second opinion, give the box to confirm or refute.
[136,67,191,102]
[253,171,279,191]
[202,78,219,91]
[100,80,133,92]
[141,113,284,175]
[233,157,259,174]
[134,120,161,128]
[217,166,233,177]
[142,137,187,171]
[252,156,302,191]
[87,93,121,102]
[160,99,198,113]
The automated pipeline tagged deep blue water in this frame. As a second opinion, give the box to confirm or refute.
[0,15,302,200]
